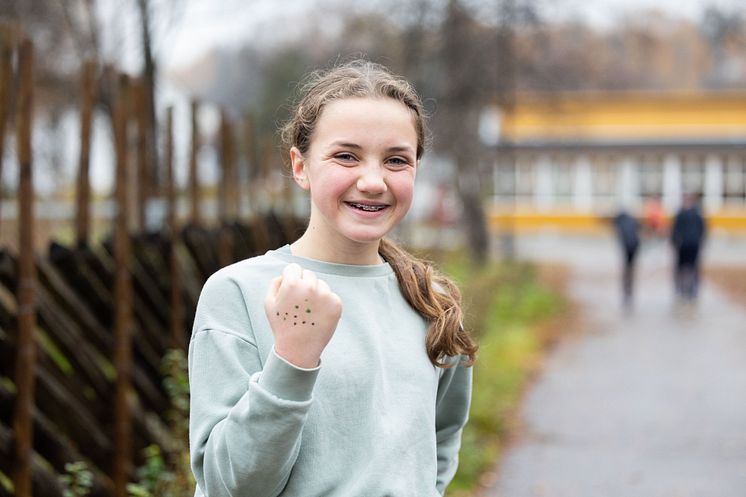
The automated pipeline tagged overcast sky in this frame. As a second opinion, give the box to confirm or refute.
[96,0,746,74]
[12,0,743,195]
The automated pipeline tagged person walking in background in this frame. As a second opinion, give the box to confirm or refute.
[188,60,477,497]
[671,193,707,303]
[613,209,640,307]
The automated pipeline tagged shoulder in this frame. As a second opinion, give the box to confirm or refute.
[195,250,288,320]
[193,250,288,340]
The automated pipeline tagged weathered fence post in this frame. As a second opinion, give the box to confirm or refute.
[134,77,148,232]
[242,113,256,216]
[76,59,96,248]
[13,37,36,497]
[165,106,184,349]
[0,26,14,229]
[112,74,134,497]
[220,109,238,220]
[218,109,235,267]
[189,99,200,225]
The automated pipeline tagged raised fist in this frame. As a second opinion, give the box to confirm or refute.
[264,263,342,368]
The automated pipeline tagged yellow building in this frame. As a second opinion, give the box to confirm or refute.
[489,90,746,233]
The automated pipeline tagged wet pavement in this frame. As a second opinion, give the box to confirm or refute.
[483,233,746,497]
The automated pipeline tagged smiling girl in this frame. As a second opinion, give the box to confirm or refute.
[188,60,478,497]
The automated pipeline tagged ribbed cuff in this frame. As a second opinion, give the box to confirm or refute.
[256,347,321,402]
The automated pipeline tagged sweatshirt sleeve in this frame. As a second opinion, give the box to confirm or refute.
[434,358,473,494]
[188,272,320,497]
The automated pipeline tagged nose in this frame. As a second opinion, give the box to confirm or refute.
[356,162,387,194]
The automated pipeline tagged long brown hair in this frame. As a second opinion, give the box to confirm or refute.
[281,60,477,368]
[379,238,477,367]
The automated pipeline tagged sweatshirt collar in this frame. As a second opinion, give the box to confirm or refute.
[268,244,394,277]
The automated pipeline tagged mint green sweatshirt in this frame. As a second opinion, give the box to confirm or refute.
[188,245,472,497]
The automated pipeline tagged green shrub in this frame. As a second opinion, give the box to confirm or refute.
[128,349,194,497]
[436,254,565,496]
[59,461,93,497]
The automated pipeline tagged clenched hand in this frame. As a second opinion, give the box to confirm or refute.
[264,263,342,368]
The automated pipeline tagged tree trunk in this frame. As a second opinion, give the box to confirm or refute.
[136,0,159,198]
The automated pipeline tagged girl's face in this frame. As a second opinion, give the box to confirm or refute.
[291,97,418,258]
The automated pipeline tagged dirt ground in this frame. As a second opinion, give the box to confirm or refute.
[706,266,746,310]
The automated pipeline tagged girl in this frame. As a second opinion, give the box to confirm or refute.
[189,60,478,497]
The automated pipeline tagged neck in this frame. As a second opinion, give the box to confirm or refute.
[291,230,383,265]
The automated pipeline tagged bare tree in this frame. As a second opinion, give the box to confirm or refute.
[701,5,746,88]
[439,0,492,264]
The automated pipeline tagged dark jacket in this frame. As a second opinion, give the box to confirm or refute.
[671,207,706,250]
[614,212,640,253]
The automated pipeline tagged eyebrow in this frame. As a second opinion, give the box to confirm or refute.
[328,141,415,154]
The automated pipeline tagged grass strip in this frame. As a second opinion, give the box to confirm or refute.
[434,253,568,496]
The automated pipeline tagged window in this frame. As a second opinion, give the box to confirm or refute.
[724,155,746,207]
[681,155,705,195]
[494,157,516,197]
[639,155,663,198]
[551,155,573,205]
[592,155,617,211]
[515,156,535,197]
[593,156,616,196]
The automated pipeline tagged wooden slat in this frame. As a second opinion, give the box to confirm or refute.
[172,241,202,315]
[181,223,220,281]
[13,37,36,497]
[165,107,185,349]
[242,113,256,215]
[220,109,239,220]
[83,242,170,391]
[250,214,271,254]
[189,99,200,224]
[0,421,65,497]
[0,26,14,230]
[218,112,237,262]
[76,60,96,248]
[48,242,114,330]
[35,289,111,399]
[0,382,114,496]
[134,77,148,232]
[0,274,172,482]
[36,255,112,352]
[112,73,133,497]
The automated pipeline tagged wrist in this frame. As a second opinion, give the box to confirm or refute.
[274,342,321,369]
[257,347,320,402]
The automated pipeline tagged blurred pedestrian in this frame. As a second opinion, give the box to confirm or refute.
[671,193,706,302]
[613,209,640,307]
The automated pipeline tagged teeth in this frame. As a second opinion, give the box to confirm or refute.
[350,202,385,212]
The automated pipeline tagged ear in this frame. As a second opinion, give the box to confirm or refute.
[290,146,309,190]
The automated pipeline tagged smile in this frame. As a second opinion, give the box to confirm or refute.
[346,202,388,212]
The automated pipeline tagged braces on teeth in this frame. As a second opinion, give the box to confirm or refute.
[350,203,385,212]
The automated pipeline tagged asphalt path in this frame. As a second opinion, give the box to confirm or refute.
[483,233,746,497]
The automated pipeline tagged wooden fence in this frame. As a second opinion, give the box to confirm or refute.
[0,33,298,497]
